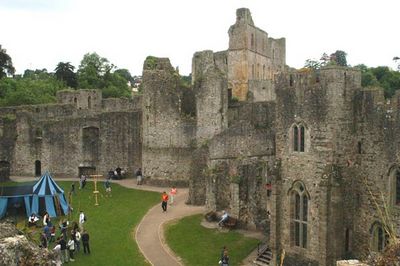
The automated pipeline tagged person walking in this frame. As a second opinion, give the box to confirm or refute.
[82,230,90,254]
[135,168,143,185]
[170,186,177,205]
[161,191,169,213]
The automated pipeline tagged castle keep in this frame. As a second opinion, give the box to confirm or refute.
[1,8,399,266]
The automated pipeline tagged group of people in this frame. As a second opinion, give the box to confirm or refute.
[160,186,178,213]
[108,166,125,180]
[35,211,91,264]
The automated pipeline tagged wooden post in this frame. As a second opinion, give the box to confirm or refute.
[90,174,103,206]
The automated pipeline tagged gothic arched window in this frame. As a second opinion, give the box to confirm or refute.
[371,222,389,252]
[292,123,307,152]
[290,181,309,248]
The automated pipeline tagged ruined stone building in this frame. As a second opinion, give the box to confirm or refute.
[1,7,399,266]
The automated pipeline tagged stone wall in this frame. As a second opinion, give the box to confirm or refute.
[271,67,362,266]
[205,102,276,229]
[142,57,196,183]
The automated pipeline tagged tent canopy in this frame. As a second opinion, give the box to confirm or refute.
[33,171,65,196]
[0,171,69,219]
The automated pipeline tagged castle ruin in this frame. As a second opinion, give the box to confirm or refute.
[1,8,399,266]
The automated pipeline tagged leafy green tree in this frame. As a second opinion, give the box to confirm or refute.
[114,69,134,84]
[0,74,66,107]
[77,52,113,90]
[55,62,77,88]
[304,59,322,70]
[330,50,347,66]
[356,64,400,98]
[0,45,15,79]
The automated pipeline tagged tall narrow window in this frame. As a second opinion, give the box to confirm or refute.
[88,96,92,109]
[291,182,309,249]
[251,33,254,49]
[345,228,350,253]
[300,126,305,152]
[396,170,400,205]
[371,223,388,252]
[293,124,307,152]
[252,65,255,79]
[263,65,266,79]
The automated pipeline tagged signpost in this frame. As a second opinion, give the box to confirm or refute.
[90,174,103,206]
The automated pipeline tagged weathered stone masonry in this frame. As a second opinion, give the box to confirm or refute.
[1,7,399,266]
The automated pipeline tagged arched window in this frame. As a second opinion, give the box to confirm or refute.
[88,96,92,109]
[292,123,307,152]
[290,181,309,248]
[389,166,400,206]
[371,222,389,252]
[263,65,266,79]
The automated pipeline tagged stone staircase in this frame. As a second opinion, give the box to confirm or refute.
[253,243,272,266]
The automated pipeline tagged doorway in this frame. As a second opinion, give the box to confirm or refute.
[35,160,41,177]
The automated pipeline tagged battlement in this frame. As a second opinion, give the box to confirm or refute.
[57,89,102,111]
[277,66,361,90]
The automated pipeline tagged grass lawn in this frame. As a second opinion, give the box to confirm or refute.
[165,214,260,266]
[2,180,160,266]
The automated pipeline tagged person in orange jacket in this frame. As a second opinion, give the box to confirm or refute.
[161,191,169,212]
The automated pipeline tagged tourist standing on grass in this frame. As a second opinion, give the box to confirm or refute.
[74,229,81,252]
[43,212,50,226]
[79,210,86,230]
[221,249,229,266]
[136,168,143,185]
[161,191,169,212]
[58,236,68,263]
[67,236,75,261]
[71,182,76,195]
[104,178,112,197]
[170,186,177,205]
[82,230,91,254]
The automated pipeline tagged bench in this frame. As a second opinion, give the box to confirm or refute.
[222,216,238,229]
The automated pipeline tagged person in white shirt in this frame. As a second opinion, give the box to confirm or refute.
[79,210,86,230]
[218,211,229,226]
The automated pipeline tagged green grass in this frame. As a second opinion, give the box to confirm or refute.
[2,180,160,266]
[59,181,160,266]
[165,214,260,266]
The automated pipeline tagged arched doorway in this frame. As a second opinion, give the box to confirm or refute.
[35,160,41,177]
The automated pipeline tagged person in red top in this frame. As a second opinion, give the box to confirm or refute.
[170,186,177,205]
[161,191,169,212]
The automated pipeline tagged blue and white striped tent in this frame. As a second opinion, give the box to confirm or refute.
[0,171,70,219]
[29,171,69,217]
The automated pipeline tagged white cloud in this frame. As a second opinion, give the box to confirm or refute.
[0,0,399,75]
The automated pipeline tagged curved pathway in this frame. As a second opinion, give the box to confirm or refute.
[11,176,205,266]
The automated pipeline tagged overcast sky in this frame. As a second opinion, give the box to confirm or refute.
[0,0,399,76]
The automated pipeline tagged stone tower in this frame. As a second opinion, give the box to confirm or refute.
[227,8,285,101]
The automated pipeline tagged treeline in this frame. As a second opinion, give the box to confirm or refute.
[0,48,137,107]
[304,50,400,98]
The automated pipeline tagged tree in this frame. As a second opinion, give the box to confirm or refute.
[330,50,347,66]
[0,45,15,79]
[304,59,322,70]
[114,69,134,84]
[77,52,113,90]
[55,62,77,88]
